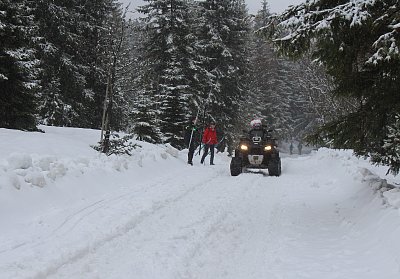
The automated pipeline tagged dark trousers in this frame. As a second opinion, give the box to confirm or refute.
[201,144,215,164]
[188,144,197,163]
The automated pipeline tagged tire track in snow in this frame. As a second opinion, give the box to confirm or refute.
[0,178,167,257]
[54,166,259,279]
[2,166,197,258]
[30,169,223,279]
[178,173,286,279]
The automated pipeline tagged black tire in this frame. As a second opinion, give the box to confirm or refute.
[230,157,242,176]
[268,158,281,176]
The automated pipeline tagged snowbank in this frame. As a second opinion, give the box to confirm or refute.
[312,148,400,208]
[0,126,175,190]
[0,126,187,233]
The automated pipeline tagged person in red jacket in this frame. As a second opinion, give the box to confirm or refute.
[200,121,218,165]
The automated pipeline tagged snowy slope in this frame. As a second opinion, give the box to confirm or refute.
[0,126,399,279]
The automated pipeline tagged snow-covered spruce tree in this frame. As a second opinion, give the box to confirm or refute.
[242,1,274,131]
[0,0,40,131]
[270,58,298,139]
[138,0,197,149]
[181,0,211,118]
[292,56,358,139]
[98,6,154,154]
[130,91,161,144]
[251,1,356,140]
[376,114,400,175]
[196,0,250,151]
[247,1,307,140]
[34,0,90,127]
[123,20,160,143]
[265,0,400,174]
[82,0,135,132]
[128,21,162,144]
[115,20,142,131]
[34,0,122,129]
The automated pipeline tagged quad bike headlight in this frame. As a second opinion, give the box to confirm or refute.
[264,145,272,151]
[240,144,248,151]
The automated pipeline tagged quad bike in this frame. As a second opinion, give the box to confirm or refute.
[230,128,281,176]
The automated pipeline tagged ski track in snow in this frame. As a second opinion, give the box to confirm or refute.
[1,130,400,279]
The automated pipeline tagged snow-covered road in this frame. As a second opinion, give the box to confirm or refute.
[1,126,400,279]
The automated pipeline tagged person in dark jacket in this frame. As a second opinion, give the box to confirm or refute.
[200,121,218,165]
[184,117,200,165]
[298,141,303,155]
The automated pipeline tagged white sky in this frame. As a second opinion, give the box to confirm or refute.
[120,0,305,18]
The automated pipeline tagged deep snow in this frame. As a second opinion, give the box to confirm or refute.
[0,126,399,279]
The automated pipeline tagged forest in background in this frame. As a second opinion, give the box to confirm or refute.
[1,0,399,173]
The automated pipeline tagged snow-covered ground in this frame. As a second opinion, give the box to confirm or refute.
[0,126,400,279]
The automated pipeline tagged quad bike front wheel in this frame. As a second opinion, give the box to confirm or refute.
[268,158,281,176]
[230,157,242,176]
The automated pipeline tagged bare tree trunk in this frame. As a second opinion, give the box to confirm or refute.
[101,67,112,144]
[103,69,115,154]
[100,7,129,154]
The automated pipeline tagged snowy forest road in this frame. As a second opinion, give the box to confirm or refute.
[2,151,400,279]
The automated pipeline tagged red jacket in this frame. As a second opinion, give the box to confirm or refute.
[202,127,218,145]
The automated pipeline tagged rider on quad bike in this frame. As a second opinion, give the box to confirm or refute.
[230,119,281,176]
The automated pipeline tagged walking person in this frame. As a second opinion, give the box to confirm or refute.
[200,121,218,165]
[298,141,303,155]
[289,142,294,155]
[184,117,200,165]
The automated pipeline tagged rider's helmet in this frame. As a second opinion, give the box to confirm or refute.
[250,119,262,129]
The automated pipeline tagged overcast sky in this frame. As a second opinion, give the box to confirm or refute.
[120,0,305,18]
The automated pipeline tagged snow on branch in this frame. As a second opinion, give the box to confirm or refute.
[369,21,400,64]
[275,0,373,40]
[266,0,399,66]
[0,73,8,81]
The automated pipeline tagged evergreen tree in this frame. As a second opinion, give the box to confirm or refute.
[245,1,274,126]
[115,20,142,131]
[83,0,127,130]
[34,0,121,128]
[138,0,196,148]
[378,114,400,174]
[248,1,304,140]
[265,0,400,174]
[130,91,161,144]
[34,0,90,126]
[129,20,162,144]
[247,1,354,142]
[291,56,357,139]
[0,0,39,130]
[197,0,250,150]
